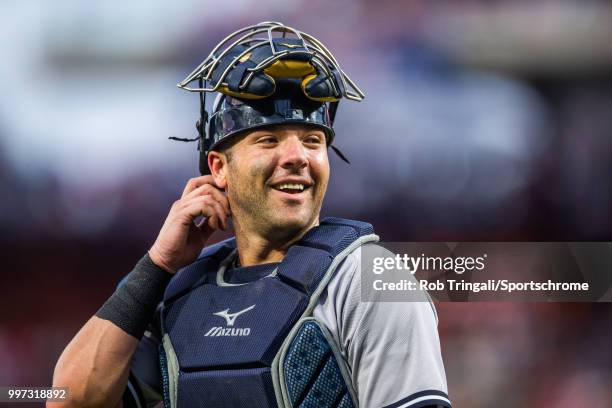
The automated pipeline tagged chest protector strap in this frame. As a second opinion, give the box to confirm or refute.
[159,217,378,407]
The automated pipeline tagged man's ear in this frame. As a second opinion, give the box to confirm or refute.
[208,150,228,189]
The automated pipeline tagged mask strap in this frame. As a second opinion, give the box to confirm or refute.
[197,79,211,174]
[330,145,350,164]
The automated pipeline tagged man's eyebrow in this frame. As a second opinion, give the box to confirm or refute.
[246,130,274,138]
[246,127,326,138]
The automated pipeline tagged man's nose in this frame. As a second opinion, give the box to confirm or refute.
[279,136,307,170]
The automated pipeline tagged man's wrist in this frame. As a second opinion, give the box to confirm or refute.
[148,247,177,274]
[96,253,173,338]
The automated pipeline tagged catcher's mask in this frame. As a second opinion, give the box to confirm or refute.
[172,21,364,175]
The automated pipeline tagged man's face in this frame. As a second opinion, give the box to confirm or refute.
[222,124,330,240]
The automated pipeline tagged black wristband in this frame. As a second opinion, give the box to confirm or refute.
[96,253,173,339]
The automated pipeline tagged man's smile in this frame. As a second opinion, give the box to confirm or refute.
[269,177,314,195]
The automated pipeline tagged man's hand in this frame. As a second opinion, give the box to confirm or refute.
[149,176,231,273]
[51,179,227,407]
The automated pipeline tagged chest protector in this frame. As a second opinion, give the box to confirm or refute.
[158,217,377,407]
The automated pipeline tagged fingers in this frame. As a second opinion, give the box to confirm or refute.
[183,183,231,216]
[180,178,231,226]
[150,177,230,273]
[179,195,229,231]
[181,175,221,198]
[173,176,231,234]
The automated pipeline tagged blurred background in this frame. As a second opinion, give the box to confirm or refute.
[2,0,612,406]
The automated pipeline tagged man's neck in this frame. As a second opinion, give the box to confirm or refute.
[232,217,319,267]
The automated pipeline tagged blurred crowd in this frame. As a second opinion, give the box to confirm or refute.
[1,1,612,407]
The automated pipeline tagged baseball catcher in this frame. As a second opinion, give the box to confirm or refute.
[52,22,450,408]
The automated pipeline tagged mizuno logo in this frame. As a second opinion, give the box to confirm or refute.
[204,327,251,337]
[213,305,255,326]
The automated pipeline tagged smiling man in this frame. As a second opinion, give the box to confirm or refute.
[52,22,450,408]
[212,120,329,261]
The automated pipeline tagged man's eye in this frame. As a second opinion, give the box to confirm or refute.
[304,135,323,144]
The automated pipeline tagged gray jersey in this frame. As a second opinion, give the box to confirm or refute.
[314,242,450,407]
[126,242,451,408]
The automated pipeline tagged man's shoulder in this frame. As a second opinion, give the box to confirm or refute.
[323,241,389,304]
[329,241,439,322]
[336,241,390,274]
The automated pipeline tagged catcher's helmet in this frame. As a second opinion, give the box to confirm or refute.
[175,21,364,174]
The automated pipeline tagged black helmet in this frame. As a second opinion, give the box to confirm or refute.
[208,79,336,151]
[175,21,364,174]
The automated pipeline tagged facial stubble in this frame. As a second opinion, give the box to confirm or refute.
[226,159,324,242]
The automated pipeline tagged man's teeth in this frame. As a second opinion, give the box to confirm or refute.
[278,183,305,191]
